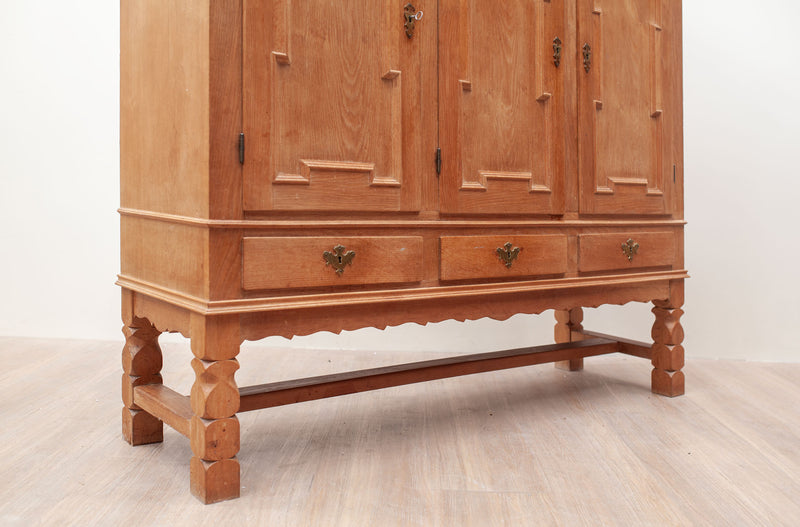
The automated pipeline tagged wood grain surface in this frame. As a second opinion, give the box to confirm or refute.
[578,231,676,272]
[577,0,683,215]
[242,236,425,290]
[439,0,566,215]
[440,235,568,281]
[243,0,429,212]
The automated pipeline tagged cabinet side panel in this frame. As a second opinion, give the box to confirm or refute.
[120,217,208,299]
[665,0,683,220]
[120,0,210,218]
[209,0,244,220]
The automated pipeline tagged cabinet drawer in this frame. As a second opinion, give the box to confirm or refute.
[242,236,424,290]
[578,232,676,273]
[440,235,568,281]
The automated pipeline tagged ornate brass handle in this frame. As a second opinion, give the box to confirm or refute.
[621,239,639,262]
[496,242,521,269]
[323,245,356,275]
[582,43,592,72]
[553,37,562,68]
[404,3,423,39]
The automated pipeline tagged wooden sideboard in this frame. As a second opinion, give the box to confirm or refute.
[119,0,686,503]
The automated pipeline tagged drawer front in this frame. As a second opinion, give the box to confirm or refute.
[578,232,676,272]
[243,236,424,290]
[440,235,568,281]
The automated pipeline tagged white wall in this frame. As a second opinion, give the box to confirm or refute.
[1,1,798,362]
[0,2,120,341]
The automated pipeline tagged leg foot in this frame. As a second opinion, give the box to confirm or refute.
[122,407,163,446]
[190,457,240,504]
[651,369,685,398]
[555,308,584,371]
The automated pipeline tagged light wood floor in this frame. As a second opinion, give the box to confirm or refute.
[0,336,798,526]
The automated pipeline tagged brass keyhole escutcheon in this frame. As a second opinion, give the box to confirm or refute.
[404,3,423,39]
[323,245,356,275]
[621,239,639,262]
[582,43,592,72]
[496,242,521,269]
[553,37,562,68]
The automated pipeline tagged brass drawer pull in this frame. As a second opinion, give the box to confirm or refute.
[621,238,639,262]
[323,245,356,275]
[496,242,521,269]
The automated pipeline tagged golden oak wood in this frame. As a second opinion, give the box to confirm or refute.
[121,318,163,446]
[440,235,568,281]
[582,330,653,359]
[120,0,210,218]
[577,0,683,216]
[188,313,241,503]
[238,338,622,412]
[578,231,677,273]
[439,0,566,216]
[651,280,685,397]
[554,307,585,371]
[242,236,425,290]
[134,384,192,437]
[242,0,429,213]
[120,0,686,504]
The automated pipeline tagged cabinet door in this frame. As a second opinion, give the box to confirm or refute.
[439,0,566,216]
[243,0,427,212]
[577,0,680,215]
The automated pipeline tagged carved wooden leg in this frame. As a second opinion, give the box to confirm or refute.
[651,284,685,397]
[554,308,585,371]
[121,318,164,445]
[189,314,241,504]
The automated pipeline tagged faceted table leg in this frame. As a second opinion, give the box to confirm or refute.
[554,308,585,371]
[651,285,685,397]
[121,318,164,445]
[189,314,241,504]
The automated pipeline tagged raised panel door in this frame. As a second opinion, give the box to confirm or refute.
[243,0,427,212]
[439,0,566,216]
[577,0,679,215]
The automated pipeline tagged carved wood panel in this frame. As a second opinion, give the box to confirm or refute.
[243,0,423,212]
[578,0,675,215]
[439,0,566,216]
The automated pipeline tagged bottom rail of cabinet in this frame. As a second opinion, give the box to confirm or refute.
[133,334,651,439]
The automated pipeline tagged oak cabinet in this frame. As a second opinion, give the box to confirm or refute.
[120,0,686,504]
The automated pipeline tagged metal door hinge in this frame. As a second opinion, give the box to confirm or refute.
[582,43,592,73]
[553,37,562,67]
[238,132,245,164]
[435,147,442,175]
